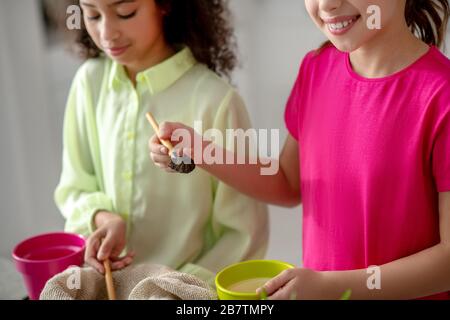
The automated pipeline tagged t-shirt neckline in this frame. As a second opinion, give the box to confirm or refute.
[345,45,435,82]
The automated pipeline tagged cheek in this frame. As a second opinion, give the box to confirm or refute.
[84,23,101,46]
[356,0,398,27]
[132,14,164,42]
[304,0,320,25]
[378,1,400,26]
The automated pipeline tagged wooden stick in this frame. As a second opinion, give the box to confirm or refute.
[103,259,116,300]
[145,112,174,152]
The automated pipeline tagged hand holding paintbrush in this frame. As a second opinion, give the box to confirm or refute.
[146,112,196,174]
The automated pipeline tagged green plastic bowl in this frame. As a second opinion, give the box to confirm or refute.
[215,260,295,300]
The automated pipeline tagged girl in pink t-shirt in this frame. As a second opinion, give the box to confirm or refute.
[149,1,450,299]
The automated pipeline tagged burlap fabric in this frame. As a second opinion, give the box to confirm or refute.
[40,263,217,300]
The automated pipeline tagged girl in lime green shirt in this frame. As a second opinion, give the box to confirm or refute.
[55,0,268,284]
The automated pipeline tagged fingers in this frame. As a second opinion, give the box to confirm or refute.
[268,279,297,300]
[97,232,115,262]
[149,134,172,168]
[149,125,196,173]
[109,251,135,262]
[148,145,180,173]
[152,154,171,167]
[158,121,185,140]
[260,269,296,296]
[110,251,135,270]
[149,134,168,154]
[85,224,132,274]
[85,230,106,274]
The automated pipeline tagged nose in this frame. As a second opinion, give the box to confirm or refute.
[319,0,342,13]
[99,18,120,47]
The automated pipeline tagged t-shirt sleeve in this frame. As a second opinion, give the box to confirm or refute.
[284,52,313,141]
[432,89,450,192]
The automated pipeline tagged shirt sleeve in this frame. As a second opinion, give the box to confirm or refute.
[284,52,313,141]
[432,89,450,192]
[183,90,269,285]
[54,66,114,237]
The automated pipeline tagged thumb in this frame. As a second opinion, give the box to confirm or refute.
[97,236,113,261]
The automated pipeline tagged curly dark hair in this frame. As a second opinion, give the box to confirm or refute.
[60,0,237,78]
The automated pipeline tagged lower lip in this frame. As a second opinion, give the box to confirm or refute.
[326,16,360,36]
[108,46,130,57]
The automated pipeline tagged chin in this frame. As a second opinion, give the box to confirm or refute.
[328,38,363,53]
[108,55,130,65]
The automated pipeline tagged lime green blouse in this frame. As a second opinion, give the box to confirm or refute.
[54,47,269,284]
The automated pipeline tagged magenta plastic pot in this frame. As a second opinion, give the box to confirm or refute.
[12,232,85,300]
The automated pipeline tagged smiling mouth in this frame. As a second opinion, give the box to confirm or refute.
[323,15,361,35]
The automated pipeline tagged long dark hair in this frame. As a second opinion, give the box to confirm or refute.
[59,0,237,78]
[318,0,449,52]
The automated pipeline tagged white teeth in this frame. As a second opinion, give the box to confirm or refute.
[327,18,354,31]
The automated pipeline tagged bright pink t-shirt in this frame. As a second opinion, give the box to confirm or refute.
[285,45,450,300]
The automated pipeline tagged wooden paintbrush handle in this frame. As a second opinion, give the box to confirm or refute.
[146,112,174,152]
[103,259,116,300]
